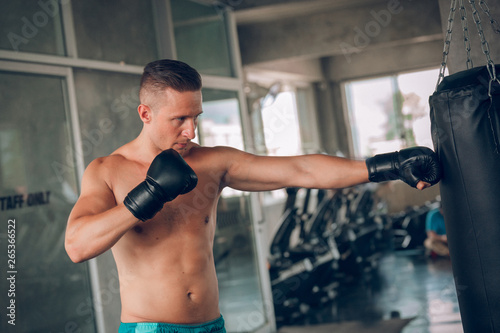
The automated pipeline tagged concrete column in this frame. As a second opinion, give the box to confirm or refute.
[313,59,351,156]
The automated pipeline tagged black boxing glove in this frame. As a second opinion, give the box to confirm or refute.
[365,146,441,188]
[124,149,198,221]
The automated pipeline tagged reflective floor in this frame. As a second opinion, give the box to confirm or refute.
[294,250,463,333]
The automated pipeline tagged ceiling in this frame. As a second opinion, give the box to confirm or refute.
[219,0,444,85]
[227,0,388,24]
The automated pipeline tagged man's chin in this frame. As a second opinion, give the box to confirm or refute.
[172,142,191,154]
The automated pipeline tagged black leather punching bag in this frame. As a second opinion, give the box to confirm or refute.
[429,65,500,333]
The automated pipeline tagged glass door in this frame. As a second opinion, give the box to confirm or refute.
[0,62,96,333]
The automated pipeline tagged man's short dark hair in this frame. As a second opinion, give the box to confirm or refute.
[139,59,202,104]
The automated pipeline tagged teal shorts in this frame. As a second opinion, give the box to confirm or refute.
[118,315,226,333]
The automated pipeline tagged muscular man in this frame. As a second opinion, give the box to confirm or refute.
[65,59,441,333]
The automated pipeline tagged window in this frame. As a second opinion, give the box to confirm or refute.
[344,68,440,158]
[170,0,234,77]
[199,89,244,150]
[71,0,158,65]
[0,1,65,55]
[261,90,302,156]
[73,69,142,163]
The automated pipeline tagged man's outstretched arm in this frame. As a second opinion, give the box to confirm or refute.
[220,148,368,191]
[219,146,440,192]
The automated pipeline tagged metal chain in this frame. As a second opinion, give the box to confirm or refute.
[436,0,458,91]
[469,0,498,83]
[479,0,500,34]
[477,1,500,153]
[459,0,474,69]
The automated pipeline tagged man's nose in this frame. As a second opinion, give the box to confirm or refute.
[182,119,196,140]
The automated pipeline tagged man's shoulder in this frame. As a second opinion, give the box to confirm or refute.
[89,153,129,168]
[84,153,132,180]
[190,143,244,154]
[186,144,244,161]
[82,153,137,192]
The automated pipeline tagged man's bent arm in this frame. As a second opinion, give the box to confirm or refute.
[66,204,138,263]
[65,159,138,263]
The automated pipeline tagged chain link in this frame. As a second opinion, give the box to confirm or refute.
[436,0,457,90]
[479,0,500,34]
[459,0,474,69]
[435,0,499,91]
[469,0,497,82]
[476,2,499,152]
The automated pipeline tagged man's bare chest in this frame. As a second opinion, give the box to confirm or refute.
[108,160,222,236]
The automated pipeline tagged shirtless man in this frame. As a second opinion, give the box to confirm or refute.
[65,59,441,333]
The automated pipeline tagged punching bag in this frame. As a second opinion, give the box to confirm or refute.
[429,65,500,333]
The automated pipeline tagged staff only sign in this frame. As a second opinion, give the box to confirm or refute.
[0,191,51,211]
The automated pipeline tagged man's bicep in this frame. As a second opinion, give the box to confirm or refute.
[69,160,117,222]
[222,148,299,191]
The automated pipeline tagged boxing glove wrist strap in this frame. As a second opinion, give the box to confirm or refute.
[124,181,164,222]
[366,152,400,183]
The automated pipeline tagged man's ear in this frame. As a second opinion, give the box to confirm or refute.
[138,104,152,123]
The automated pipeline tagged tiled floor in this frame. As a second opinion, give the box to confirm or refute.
[218,244,463,333]
[296,250,463,333]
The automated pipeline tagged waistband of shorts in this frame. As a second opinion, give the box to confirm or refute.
[119,315,225,333]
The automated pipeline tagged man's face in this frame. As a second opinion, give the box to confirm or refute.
[146,88,203,153]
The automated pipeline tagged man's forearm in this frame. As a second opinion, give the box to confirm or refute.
[65,204,138,263]
[297,155,369,189]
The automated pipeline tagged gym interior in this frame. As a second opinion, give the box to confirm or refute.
[1,1,499,332]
